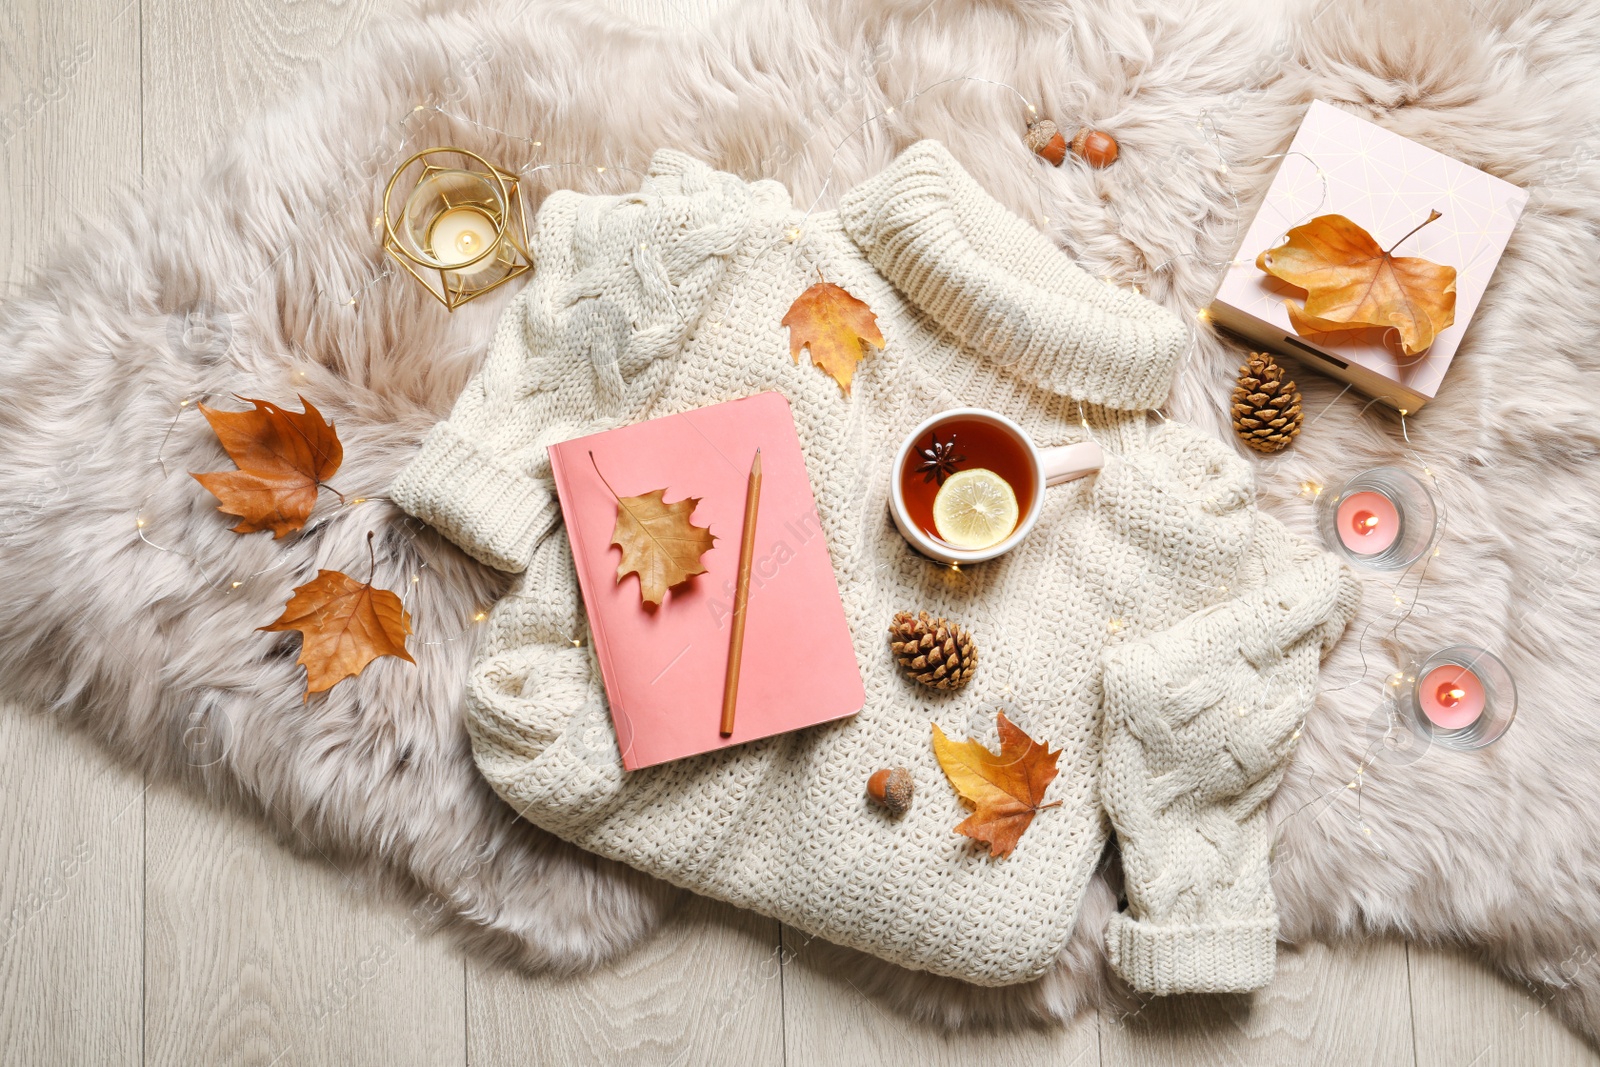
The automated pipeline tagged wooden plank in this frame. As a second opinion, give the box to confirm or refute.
[0,0,140,293]
[139,0,392,167]
[468,894,785,1067]
[143,788,465,1066]
[781,930,1100,1067]
[0,708,145,1066]
[1409,944,1600,1067]
[136,1,464,1064]
[1100,940,1415,1067]
[0,0,146,1062]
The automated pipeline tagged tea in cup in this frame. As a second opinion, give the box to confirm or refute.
[889,408,1103,564]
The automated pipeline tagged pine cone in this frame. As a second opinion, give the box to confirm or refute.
[1231,351,1303,453]
[888,611,977,690]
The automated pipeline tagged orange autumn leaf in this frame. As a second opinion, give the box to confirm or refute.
[259,541,413,699]
[192,396,343,537]
[1256,211,1457,357]
[932,711,1062,858]
[781,281,884,395]
[591,453,716,607]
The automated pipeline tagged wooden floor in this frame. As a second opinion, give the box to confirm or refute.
[2,0,1596,1063]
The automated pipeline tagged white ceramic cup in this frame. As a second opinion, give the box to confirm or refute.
[889,407,1104,565]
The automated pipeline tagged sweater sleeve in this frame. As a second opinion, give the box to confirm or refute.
[389,299,566,573]
[1099,515,1360,995]
[389,150,756,572]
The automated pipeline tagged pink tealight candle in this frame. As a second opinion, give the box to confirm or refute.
[1418,664,1486,730]
[1335,490,1400,555]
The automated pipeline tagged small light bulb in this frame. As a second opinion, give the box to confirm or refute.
[135,518,146,529]
[231,581,242,589]
[785,226,802,242]
[596,166,606,174]
[473,611,487,622]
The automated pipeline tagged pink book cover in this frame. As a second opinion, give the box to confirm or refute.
[547,391,864,771]
[1209,99,1527,407]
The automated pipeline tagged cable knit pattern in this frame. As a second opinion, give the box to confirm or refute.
[391,141,1360,990]
[390,151,758,571]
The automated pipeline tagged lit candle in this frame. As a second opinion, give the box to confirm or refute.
[427,206,499,275]
[1417,663,1486,730]
[1335,490,1400,555]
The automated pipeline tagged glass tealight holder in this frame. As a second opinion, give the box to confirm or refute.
[382,147,531,310]
[1316,466,1437,570]
[1403,645,1517,750]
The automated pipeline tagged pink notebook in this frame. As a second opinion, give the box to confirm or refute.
[547,392,864,770]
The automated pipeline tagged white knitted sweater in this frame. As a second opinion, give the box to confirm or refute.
[391,142,1360,993]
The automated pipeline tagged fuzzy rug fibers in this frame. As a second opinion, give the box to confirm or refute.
[3,0,1599,1041]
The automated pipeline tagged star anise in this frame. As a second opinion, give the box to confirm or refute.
[915,431,965,485]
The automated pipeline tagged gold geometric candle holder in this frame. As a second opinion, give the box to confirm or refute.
[382,147,532,310]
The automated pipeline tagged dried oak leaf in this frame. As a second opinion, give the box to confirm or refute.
[1256,211,1457,357]
[260,562,413,700]
[592,453,716,606]
[192,396,343,537]
[932,711,1062,858]
[781,281,885,395]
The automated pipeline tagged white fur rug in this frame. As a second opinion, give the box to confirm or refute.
[3,0,1598,1041]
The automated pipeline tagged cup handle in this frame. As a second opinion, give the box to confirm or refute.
[1039,441,1104,486]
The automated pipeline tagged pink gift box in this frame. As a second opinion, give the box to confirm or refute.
[1207,100,1527,411]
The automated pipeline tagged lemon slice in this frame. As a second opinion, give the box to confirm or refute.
[932,468,1019,550]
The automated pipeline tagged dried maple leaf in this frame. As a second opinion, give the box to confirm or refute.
[192,396,344,538]
[781,281,885,395]
[932,711,1061,858]
[259,534,414,699]
[1256,211,1457,357]
[591,453,716,606]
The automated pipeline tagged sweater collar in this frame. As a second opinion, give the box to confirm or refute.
[836,141,1187,412]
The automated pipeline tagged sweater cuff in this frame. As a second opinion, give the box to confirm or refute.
[1105,913,1279,995]
[389,423,561,573]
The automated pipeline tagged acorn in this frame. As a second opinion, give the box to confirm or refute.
[867,767,914,816]
[1024,119,1068,166]
[1071,128,1119,168]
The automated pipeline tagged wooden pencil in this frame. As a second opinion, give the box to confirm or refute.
[719,447,762,737]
